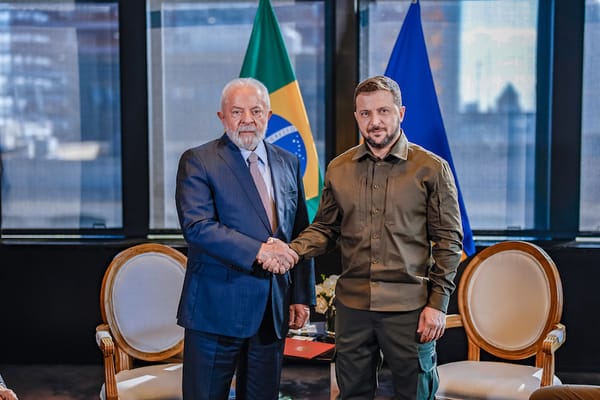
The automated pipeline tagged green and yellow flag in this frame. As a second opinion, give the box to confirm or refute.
[240,0,322,221]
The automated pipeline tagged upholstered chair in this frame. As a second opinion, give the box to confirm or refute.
[96,243,186,400]
[437,241,566,400]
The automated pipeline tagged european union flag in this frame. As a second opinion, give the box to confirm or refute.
[384,1,475,256]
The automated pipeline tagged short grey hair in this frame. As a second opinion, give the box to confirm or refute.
[220,77,271,111]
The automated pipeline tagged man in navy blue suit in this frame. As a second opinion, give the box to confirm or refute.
[175,77,315,400]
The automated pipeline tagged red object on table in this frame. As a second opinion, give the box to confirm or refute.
[284,337,335,359]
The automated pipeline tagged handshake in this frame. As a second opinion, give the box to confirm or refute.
[256,237,299,274]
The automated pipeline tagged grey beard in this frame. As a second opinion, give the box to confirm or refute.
[227,129,265,151]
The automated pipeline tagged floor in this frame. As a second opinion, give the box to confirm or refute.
[1,362,598,400]
[0,361,393,400]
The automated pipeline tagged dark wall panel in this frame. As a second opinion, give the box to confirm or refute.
[0,241,598,375]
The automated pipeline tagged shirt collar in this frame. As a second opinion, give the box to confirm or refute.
[240,140,269,165]
[352,129,409,162]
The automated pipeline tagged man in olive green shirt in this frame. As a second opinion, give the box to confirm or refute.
[288,76,463,400]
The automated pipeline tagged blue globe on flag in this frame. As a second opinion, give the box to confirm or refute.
[265,114,307,176]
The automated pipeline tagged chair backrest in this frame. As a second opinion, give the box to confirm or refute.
[459,241,562,360]
[100,243,187,361]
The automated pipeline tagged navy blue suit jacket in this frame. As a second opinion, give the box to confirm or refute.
[175,134,315,339]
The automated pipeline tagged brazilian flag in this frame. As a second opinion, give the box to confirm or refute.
[240,0,322,221]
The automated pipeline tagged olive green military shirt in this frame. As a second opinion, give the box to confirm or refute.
[290,132,463,313]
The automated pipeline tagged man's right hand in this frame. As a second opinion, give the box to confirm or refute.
[256,238,299,274]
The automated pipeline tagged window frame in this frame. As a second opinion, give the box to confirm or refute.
[354,0,586,242]
[0,0,597,244]
[0,0,129,238]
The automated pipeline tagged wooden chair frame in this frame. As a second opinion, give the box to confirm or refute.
[96,243,187,400]
[445,241,566,387]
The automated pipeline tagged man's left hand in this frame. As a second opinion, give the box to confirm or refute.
[289,304,310,329]
[417,306,446,343]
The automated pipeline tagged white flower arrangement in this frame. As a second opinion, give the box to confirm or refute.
[315,274,339,314]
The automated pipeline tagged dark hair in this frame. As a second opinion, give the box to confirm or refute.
[354,75,403,110]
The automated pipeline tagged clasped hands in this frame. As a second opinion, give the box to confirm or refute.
[256,237,299,274]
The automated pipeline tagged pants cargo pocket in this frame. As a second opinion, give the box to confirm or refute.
[416,341,439,400]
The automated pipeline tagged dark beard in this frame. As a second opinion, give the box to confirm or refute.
[365,125,400,149]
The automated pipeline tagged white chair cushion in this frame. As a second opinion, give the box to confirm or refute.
[111,252,185,354]
[467,251,551,351]
[100,363,182,400]
[437,361,562,400]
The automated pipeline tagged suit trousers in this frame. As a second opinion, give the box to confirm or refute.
[334,301,438,400]
[182,300,285,400]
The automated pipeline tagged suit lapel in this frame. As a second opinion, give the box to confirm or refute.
[217,135,271,232]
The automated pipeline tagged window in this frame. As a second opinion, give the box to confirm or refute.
[0,0,593,240]
[0,2,122,231]
[361,0,538,231]
[580,0,600,232]
[147,0,326,230]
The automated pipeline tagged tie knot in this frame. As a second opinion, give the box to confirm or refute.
[248,152,259,164]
